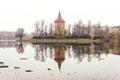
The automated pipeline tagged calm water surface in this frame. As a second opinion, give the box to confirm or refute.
[0,42,120,80]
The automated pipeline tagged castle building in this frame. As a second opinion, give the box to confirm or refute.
[54,11,65,38]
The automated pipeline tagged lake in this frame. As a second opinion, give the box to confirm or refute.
[0,42,120,80]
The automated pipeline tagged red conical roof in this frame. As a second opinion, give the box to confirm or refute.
[54,18,65,23]
[54,11,65,23]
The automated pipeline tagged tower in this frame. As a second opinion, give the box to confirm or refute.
[54,11,65,38]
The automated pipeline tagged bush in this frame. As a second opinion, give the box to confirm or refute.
[93,36,103,39]
[32,36,56,39]
[32,35,91,39]
[65,35,91,39]
[45,36,56,39]
[79,35,91,39]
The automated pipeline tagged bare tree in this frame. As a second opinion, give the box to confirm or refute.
[49,23,53,37]
[44,25,47,37]
[68,24,71,36]
[35,21,40,37]
[72,20,87,37]
[40,20,47,37]
[15,28,25,40]
[94,24,102,38]
[87,20,92,34]
[34,20,47,38]
[103,26,110,41]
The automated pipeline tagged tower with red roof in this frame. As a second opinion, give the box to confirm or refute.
[54,11,65,38]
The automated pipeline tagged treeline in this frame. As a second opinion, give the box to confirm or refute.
[31,20,103,39]
[15,19,120,42]
[0,30,29,40]
[0,31,16,40]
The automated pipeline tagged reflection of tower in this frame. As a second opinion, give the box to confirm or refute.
[54,11,65,37]
[54,46,65,70]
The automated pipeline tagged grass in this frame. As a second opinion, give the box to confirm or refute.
[17,38,104,44]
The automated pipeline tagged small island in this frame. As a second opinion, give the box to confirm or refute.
[16,12,120,45]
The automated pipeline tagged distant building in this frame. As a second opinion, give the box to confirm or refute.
[111,26,120,33]
[54,11,65,38]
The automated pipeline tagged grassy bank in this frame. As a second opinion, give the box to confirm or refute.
[17,38,104,44]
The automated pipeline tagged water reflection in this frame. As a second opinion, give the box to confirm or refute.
[30,43,120,71]
[0,42,17,48]
[0,42,119,59]
[16,42,24,53]
[54,45,65,70]
[33,44,48,62]
[0,42,120,80]
[32,43,120,63]
[72,43,106,62]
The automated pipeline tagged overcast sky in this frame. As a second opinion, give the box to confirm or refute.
[0,0,120,33]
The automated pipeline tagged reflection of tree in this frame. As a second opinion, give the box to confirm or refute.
[109,43,120,55]
[34,44,46,62]
[72,45,93,62]
[33,44,56,62]
[0,42,17,48]
[67,45,71,58]
[32,43,120,64]
[71,43,109,62]
[49,46,53,59]
[16,42,24,54]
[34,44,40,61]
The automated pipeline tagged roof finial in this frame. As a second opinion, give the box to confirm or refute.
[58,11,61,18]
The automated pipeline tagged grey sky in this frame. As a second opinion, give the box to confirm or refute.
[0,0,120,33]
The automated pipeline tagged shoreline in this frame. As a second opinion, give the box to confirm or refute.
[17,38,104,44]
